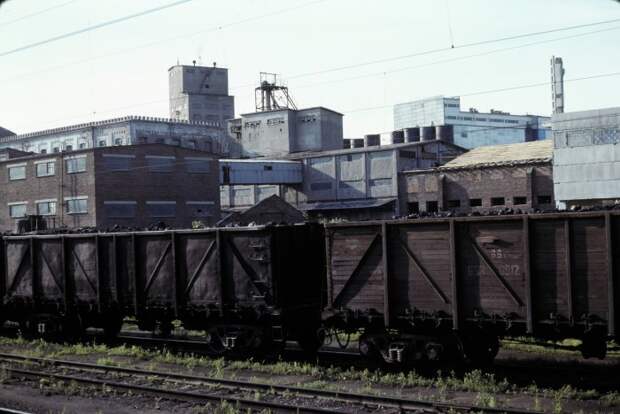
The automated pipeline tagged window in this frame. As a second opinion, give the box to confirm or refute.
[8,164,26,180]
[407,202,419,214]
[98,140,107,147]
[187,201,214,217]
[447,200,461,208]
[104,201,136,218]
[36,160,55,177]
[36,200,56,216]
[79,142,87,149]
[9,203,27,218]
[146,201,176,217]
[310,182,332,191]
[53,147,60,153]
[185,157,211,173]
[469,198,482,207]
[538,195,552,205]
[40,149,47,154]
[426,201,438,213]
[103,154,133,172]
[147,156,175,172]
[114,138,123,146]
[65,197,88,214]
[263,165,273,171]
[513,196,527,205]
[65,145,73,151]
[65,156,86,173]
[491,197,505,206]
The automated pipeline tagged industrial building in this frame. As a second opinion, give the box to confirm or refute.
[553,107,620,209]
[0,144,220,232]
[168,63,235,125]
[0,116,232,156]
[393,96,550,149]
[403,140,554,214]
[0,126,15,139]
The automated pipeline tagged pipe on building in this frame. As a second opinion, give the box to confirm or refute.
[404,127,420,142]
[421,126,436,141]
[364,134,381,147]
[390,130,405,144]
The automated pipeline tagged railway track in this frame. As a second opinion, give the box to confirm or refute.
[0,352,539,414]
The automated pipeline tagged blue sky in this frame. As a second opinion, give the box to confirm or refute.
[1,0,619,137]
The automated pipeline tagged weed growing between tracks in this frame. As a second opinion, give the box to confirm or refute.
[0,336,618,412]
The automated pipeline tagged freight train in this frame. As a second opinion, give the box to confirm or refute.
[0,211,617,364]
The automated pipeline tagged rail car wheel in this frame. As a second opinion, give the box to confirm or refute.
[462,333,499,365]
[61,315,84,342]
[581,333,607,359]
[358,333,383,361]
[154,320,173,337]
[297,329,324,355]
[102,313,123,339]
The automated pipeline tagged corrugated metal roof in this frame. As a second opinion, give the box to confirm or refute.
[299,198,395,211]
[435,140,553,171]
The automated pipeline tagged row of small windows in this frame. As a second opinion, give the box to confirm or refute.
[8,157,86,180]
[445,115,522,124]
[408,196,552,213]
[7,156,211,180]
[37,138,126,154]
[9,197,87,218]
[103,155,211,173]
[8,200,214,219]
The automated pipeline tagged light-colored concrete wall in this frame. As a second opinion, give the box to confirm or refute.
[552,107,620,206]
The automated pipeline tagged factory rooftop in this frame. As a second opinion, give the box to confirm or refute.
[404,140,553,173]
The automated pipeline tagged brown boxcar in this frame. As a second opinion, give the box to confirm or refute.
[0,224,325,353]
[322,212,619,363]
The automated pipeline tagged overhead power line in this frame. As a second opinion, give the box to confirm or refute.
[0,0,328,84]
[287,24,620,92]
[343,71,620,115]
[0,0,80,28]
[284,16,620,81]
[8,70,620,133]
[0,0,196,58]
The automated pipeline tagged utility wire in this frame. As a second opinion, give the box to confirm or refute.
[0,0,196,58]
[0,0,328,83]
[0,0,79,28]
[344,71,620,115]
[286,24,620,92]
[283,16,620,81]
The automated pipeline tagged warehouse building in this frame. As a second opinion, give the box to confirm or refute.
[393,96,550,149]
[553,107,620,209]
[403,140,554,214]
[0,116,231,157]
[289,138,465,220]
[0,144,220,232]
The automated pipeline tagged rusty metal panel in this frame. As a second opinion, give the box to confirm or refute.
[136,234,174,306]
[571,217,608,320]
[389,222,452,317]
[4,240,32,299]
[458,220,526,319]
[221,230,274,307]
[328,225,384,313]
[67,238,98,303]
[531,220,570,321]
[177,232,219,307]
[36,239,64,302]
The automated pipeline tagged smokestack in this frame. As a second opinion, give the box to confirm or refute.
[551,56,565,114]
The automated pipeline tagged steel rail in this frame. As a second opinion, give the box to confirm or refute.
[1,366,342,414]
[0,352,541,414]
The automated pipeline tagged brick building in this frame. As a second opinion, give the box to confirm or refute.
[402,140,554,214]
[0,144,219,232]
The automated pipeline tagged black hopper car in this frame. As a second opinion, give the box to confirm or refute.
[0,211,618,364]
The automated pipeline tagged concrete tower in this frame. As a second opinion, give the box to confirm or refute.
[551,56,565,114]
[168,62,235,124]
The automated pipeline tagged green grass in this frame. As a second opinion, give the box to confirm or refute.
[0,336,617,411]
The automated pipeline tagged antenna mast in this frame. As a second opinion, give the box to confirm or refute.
[255,72,297,112]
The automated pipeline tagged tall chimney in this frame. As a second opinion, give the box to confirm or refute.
[551,56,565,114]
